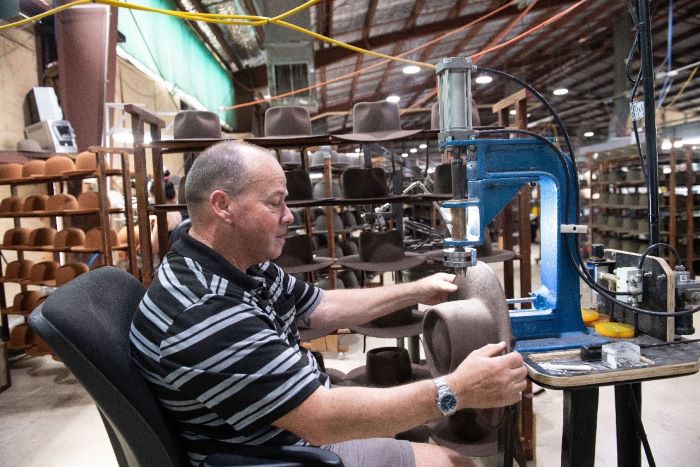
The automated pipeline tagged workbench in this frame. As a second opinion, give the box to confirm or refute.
[522,336,700,467]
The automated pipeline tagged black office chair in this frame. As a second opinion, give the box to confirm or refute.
[28,267,342,467]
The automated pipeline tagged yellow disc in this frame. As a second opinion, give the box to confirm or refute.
[581,308,600,325]
[595,322,635,338]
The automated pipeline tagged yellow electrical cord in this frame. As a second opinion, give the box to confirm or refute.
[0,0,434,68]
[667,66,698,108]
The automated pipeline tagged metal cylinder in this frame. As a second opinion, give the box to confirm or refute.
[436,57,474,133]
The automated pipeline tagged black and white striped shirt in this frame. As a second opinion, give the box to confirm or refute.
[129,232,327,465]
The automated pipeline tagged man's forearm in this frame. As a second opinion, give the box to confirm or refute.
[274,380,441,445]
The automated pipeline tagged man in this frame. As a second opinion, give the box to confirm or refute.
[130,141,527,466]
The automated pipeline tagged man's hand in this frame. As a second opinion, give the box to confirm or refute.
[446,341,528,409]
[414,273,458,306]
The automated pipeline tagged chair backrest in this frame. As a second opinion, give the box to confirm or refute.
[28,267,187,467]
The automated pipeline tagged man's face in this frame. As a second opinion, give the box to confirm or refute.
[233,157,294,267]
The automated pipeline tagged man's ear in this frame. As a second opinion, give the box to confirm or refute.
[209,190,234,224]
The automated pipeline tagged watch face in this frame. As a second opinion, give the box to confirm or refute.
[440,393,458,413]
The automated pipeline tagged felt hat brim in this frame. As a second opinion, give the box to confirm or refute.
[350,309,425,338]
[275,256,335,274]
[244,135,334,148]
[423,248,517,264]
[429,415,500,457]
[325,368,347,386]
[344,362,432,388]
[333,129,425,142]
[286,197,335,208]
[339,251,426,272]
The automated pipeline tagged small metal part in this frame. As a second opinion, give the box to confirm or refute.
[560,224,589,234]
[443,247,476,268]
[615,267,643,305]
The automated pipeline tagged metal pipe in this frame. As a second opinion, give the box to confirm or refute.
[637,0,660,250]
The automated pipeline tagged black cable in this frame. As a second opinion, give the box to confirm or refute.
[478,67,576,161]
[629,387,657,467]
[637,242,682,269]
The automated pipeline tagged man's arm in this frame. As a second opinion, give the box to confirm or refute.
[304,273,457,331]
[273,342,527,445]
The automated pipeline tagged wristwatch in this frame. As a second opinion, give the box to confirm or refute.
[433,376,458,416]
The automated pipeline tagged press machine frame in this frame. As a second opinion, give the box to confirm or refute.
[435,57,608,352]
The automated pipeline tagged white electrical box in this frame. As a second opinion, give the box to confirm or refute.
[25,120,77,153]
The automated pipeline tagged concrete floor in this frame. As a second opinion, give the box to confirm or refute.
[1,255,699,466]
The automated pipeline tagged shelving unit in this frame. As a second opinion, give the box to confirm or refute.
[0,151,134,356]
[585,144,700,275]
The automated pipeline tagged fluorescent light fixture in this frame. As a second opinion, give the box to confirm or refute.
[419,143,427,149]
[409,148,418,153]
[401,153,409,158]
[553,88,569,96]
[354,147,361,153]
[427,167,436,174]
[661,138,672,150]
[673,140,684,148]
[509,109,517,116]
[475,75,492,84]
[386,95,401,103]
[593,152,599,160]
[584,131,594,137]
[402,65,420,75]
[309,172,324,179]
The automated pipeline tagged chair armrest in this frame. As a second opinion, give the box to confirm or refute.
[200,445,343,466]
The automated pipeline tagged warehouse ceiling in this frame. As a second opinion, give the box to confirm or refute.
[179,0,700,147]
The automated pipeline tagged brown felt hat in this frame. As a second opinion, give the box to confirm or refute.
[334,101,424,142]
[260,106,313,139]
[22,160,46,178]
[65,191,103,213]
[0,196,25,213]
[313,180,342,199]
[71,228,120,253]
[339,230,425,272]
[279,149,302,169]
[340,167,392,201]
[345,347,431,387]
[0,163,23,180]
[2,227,31,247]
[423,262,511,457]
[54,262,89,286]
[12,290,46,315]
[22,195,49,212]
[26,227,57,247]
[273,234,335,274]
[350,306,425,338]
[308,149,348,169]
[285,170,331,207]
[26,261,60,285]
[16,138,45,153]
[174,110,222,140]
[44,228,85,251]
[312,213,352,234]
[44,155,76,175]
[118,225,140,247]
[0,260,34,283]
[37,193,78,213]
[63,151,106,175]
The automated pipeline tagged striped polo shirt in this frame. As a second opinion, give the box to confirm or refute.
[129,232,328,465]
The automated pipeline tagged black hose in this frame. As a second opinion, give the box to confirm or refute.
[637,242,682,269]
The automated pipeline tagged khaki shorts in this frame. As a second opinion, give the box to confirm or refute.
[322,438,415,467]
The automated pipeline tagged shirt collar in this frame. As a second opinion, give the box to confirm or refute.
[172,231,262,292]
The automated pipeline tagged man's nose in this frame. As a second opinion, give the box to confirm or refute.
[281,203,294,224]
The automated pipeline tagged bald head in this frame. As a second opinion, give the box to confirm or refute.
[185,141,278,224]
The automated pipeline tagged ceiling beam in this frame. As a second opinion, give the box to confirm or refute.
[232,0,577,88]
